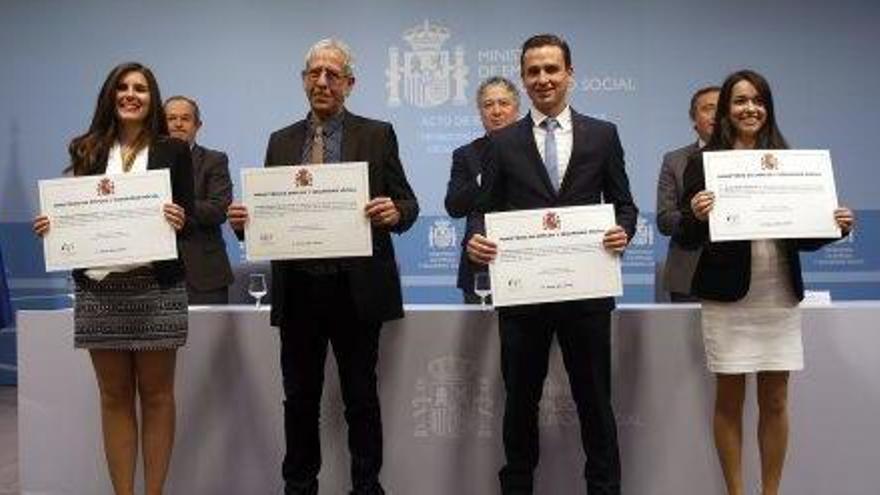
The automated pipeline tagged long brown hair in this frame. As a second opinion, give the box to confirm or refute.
[707,69,788,151]
[66,62,168,175]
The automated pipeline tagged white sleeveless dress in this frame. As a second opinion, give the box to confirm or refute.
[701,240,803,373]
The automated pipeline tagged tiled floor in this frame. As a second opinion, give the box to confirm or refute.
[0,386,17,494]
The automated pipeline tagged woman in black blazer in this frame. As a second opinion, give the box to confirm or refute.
[33,62,193,495]
[675,70,854,495]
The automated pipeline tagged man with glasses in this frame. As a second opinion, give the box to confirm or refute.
[228,38,419,495]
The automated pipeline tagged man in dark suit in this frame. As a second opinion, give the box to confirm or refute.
[467,34,638,495]
[228,38,418,495]
[164,96,234,304]
[655,86,719,302]
[445,76,520,303]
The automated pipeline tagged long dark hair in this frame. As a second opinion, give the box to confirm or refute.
[67,62,167,175]
[707,69,788,150]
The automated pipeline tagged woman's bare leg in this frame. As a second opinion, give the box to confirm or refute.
[714,373,746,495]
[756,371,790,495]
[90,350,138,495]
[134,349,178,495]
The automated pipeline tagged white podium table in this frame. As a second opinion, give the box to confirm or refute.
[17,303,880,494]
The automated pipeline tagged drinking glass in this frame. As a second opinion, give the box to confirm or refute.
[248,273,268,309]
[473,272,491,307]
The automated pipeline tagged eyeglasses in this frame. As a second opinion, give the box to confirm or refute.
[302,67,349,84]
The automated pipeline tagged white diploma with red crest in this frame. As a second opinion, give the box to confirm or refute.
[38,169,177,271]
[703,150,841,242]
[241,162,372,261]
[485,204,622,307]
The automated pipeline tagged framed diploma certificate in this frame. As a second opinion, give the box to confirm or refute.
[242,162,372,261]
[485,204,622,307]
[704,150,841,242]
[38,169,177,272]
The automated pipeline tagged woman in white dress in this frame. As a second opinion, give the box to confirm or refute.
[675,69,855,495]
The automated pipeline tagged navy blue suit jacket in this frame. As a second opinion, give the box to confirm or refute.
[478,110,638,314]
[445,135,489,293]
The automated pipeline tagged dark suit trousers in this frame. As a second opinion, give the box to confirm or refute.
[498,308,620,495]
[669,291,699,303]
[279,272,384,495]
[462,290,493,305]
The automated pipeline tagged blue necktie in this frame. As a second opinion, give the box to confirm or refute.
[542,118,560,191]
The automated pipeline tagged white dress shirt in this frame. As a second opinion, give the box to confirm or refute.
[84,142,151,280]
[105,141,149,174]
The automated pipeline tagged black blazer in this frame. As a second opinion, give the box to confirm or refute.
[72,137,195,286]
[478,110,639,314]
[674,152,839,302]
[262,111,419,326]
[179,143,234,291]
[445,135,489,292]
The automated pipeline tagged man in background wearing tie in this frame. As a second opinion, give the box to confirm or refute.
[467,34,638,495]
[228,39,418,495]
[655,86,719,302]
[164,95,234,304]
[445,76,520,303]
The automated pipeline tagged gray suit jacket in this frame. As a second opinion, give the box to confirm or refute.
[656,141,701,295]
[180,143,234,291]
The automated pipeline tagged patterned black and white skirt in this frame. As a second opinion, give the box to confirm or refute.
[73,268,188,350]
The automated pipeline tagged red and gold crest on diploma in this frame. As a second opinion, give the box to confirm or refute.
[294,168,313,187]
[761,153,780,171]
[96,177,115,196]
[542,211,561,231]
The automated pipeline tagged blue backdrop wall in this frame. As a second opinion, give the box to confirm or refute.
[3,0,879,380]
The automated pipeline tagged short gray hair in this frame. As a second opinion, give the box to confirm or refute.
[476,76,520,109]
[164,95,201,123]
[303,38,355,77]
